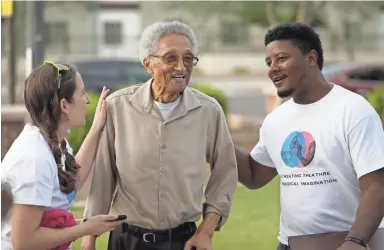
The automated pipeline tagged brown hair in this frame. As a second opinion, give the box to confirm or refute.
[24,63,80,194]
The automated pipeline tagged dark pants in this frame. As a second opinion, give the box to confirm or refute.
[108,222,196,250]
[277,242,291,250]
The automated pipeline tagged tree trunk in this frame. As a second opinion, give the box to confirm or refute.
[296,1,308,23]
[266,2,277,26]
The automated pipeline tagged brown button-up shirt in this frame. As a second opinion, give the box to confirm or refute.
[83,79,238,230]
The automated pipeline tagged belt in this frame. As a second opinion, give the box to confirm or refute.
[121,222,196,244]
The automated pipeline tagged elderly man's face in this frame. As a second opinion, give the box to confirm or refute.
[144,33,195,94]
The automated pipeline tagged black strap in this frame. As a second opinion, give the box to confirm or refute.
[343,235,368,248]
[122,222,196,244]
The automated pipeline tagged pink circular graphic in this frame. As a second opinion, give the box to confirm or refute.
[281,131,316,168]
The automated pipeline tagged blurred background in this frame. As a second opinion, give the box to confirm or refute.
[2,1,384,105]
[1,1,384,250]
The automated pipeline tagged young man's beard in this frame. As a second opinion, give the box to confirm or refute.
[277,88,295,98]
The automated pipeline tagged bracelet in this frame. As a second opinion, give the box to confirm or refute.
[343,235,368,248]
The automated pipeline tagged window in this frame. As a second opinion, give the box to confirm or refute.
[348,68,384,82]
[44,21,69,48]
[103,21,123,45]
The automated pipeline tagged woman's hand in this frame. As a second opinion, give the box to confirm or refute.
[81,214,124,237]
[90,86,110,133]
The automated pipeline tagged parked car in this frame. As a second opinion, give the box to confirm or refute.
[71,58,152,93]
[322,62,384,97]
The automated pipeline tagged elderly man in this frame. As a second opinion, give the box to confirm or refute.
[81,20,238,250]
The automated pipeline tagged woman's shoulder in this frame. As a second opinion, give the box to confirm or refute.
[3,125,55,168]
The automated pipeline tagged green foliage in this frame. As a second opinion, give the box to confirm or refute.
[164,1,325,27]
[232,66,251,76]
[192,84,229,118]
[66,91,99,155]
[367,88,384,127]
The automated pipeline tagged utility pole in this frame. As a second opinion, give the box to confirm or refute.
[25,1,45,77]
[33,1,45,68]
[2,0,16,104]
[8,1,16,104]
[25,0,34,77]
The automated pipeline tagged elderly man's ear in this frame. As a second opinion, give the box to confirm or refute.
[143,59,153,75]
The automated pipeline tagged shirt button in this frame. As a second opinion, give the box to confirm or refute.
[160,218,165,223]
[161,144,166,149]
[161,194,165,198]
[160,168,166,173]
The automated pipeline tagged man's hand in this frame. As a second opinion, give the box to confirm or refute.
[184,231,213,250]
[337,241,367,250]
[198,212,221,238]
[81,235,96,250]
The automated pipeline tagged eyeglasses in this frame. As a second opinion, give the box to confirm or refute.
[44,60,69,90]
[151,54,199,67]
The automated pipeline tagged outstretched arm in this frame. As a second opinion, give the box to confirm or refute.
[236,147,277,189]
[75,87,110,189]
[236,123,277,189]
[82,99,118,247]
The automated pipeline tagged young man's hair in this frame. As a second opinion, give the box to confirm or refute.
[264,22,324,70]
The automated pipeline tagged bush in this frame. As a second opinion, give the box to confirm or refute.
[231,66,251,76]
[67,91,99,155]
[67,84,229,154]
[192,84,229,118]
[367,88,384,127]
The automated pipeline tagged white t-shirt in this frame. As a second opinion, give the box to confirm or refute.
[250,85,384,245]
[154,95,181,120]
[1,124,77,250]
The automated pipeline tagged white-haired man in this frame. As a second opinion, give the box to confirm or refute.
[81,20,238,250]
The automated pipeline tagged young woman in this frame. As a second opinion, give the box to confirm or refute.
[1,61,124,250]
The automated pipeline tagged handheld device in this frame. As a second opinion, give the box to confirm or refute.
[83,214,127,223]
[110,214,127,221]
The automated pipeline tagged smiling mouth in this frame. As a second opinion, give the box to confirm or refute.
[172,75,186,79]
[272,76,287,86]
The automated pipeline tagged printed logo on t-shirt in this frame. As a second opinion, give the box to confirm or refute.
[281,131,316,168]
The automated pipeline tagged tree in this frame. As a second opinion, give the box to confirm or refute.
[165,1,327,27]
[320,1,383,61]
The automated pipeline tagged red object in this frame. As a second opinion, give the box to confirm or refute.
[322,62,384,97]
[40,208,77,250]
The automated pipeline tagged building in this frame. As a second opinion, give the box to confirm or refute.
[44,1,142,61]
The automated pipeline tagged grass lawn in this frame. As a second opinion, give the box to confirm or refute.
[71,178,280,250]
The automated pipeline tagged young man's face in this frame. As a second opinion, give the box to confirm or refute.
[265,40,314,98]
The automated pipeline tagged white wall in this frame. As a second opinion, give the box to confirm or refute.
[96,9,141,59]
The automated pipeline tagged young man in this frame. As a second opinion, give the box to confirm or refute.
[236,23,384,250]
